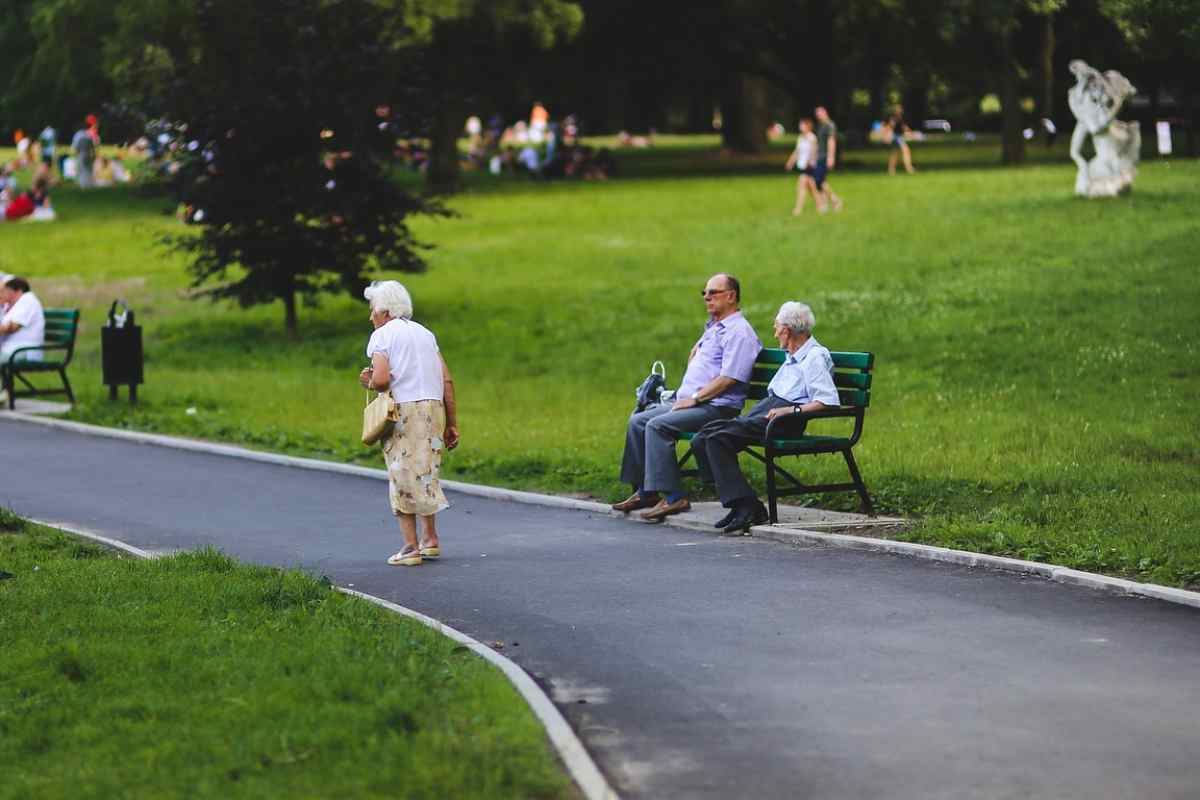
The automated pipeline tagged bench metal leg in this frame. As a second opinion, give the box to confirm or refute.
[765,450,779,524]
[843,449,874,516]
[59,368,75,404]
[2,367,11,410]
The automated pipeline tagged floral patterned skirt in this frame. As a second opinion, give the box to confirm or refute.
[381,399,449,516]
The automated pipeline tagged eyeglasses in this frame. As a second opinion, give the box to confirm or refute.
[701,288,732,298]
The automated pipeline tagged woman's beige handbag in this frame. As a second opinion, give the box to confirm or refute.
[362,390,401,445]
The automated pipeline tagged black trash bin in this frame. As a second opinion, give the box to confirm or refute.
[101,300,143,403]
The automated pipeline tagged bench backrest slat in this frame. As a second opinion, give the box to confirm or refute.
[40,309,81,351]
[746,348,874,408]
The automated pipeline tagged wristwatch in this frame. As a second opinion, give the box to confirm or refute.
[690,392,702,403]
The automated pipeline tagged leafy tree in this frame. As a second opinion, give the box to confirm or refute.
[142,0,444,335]
[376,0,583,191]
[0,0,117,135]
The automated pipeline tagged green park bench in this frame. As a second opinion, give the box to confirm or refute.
[2,309,80,410]
[677,348,875,523]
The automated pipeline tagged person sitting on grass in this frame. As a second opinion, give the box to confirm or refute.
[690,301,840,534]
[613,273,762,522]
[0,277,46,402]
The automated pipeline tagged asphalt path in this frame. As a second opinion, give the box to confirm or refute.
[4,417,1200,800]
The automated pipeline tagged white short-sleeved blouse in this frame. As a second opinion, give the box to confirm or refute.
[366,318,443,404]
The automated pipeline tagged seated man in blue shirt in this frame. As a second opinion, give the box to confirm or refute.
[692,301,840,534]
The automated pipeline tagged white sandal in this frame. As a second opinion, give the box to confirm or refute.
[387,547,422,567]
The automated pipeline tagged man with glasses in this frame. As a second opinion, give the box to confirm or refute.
[614,273,762,521]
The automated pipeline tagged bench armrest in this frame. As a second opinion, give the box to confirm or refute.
[763,406,857,441]
[8,342,69,359]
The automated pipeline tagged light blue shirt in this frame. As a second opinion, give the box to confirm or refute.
[767,337,839,406]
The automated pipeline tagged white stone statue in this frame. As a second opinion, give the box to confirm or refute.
[1068,59,1141,197]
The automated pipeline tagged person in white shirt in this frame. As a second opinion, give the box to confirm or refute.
[359,280,459,567]
[0,276,46,405]
[0,277,45,364]
[784,117,820,216]
[691,301,840,533]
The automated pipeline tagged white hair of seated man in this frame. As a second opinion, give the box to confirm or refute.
[364,280,413,320]
[775,301,815,335]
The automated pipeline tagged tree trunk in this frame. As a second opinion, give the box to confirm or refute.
[720,72,769,153]
[903,81,930,129]
[869,54,888,123]
[425,23,464,194]
[687,90,713,133]
[1000,29,1026,165]
[1040,11,1056,143]
[283,284,298,338]
[427,100,463,194]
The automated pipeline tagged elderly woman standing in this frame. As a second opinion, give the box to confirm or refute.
[360,281,459,566]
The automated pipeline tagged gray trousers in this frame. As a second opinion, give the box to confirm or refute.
[692,395,792,507]
[619,403,738,495]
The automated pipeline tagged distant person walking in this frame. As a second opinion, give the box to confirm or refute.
[814,106,844,213]
[38,126,57,170]
[71,122,96,188]
[784,117,820,216]
[359,281,459,567]
[885,105,916,175]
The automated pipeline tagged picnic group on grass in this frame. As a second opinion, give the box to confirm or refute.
[4,115,134,223]
[358,273,839,566]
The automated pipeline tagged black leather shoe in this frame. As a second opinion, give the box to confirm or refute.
[722,502,769,535]
[713,509,737,529]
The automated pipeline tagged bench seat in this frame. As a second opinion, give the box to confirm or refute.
[675,347,874,521]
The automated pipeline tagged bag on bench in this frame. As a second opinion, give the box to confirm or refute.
[634,360,669,412]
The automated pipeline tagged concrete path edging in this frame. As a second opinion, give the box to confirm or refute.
[8,411,1199,612]
[28,516,619,800]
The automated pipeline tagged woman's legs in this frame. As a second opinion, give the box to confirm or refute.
[901,141,915,173]
[888,148,898,175]
[396,513,420,551]
[419,514,439,549]
[793,175,808,215]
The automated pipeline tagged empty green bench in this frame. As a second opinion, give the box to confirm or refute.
[678,348,875,523]
[2,308,80,410]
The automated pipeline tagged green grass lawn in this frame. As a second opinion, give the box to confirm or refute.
[1,138,1197,588]
[0,513,572,799]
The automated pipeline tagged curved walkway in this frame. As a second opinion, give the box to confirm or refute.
[3,417,1199,799]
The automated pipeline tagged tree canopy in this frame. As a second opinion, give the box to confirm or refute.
[138,0,446,335]
[2,0,1195,164]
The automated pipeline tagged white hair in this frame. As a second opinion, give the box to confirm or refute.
[775,301,815,335]
[363,280,413,320]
